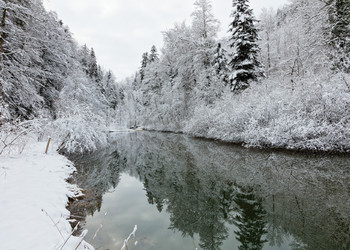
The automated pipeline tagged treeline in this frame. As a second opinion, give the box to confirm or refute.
[119,0,350,152]
[0,0,123,152]
[1,0,349,153]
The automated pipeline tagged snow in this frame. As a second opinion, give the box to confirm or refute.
[0,141,93,250]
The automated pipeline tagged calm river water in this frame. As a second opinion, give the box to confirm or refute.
[68,131,350,250]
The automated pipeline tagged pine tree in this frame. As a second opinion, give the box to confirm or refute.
[228,0,263,92]
[149,45,159,63]
[213,43,229,85]
[328,0,350,73]
[140,52,149,82]
[88,48,99,79]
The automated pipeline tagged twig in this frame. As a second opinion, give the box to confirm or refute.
[57,133,70,152]
[59,221,80,250]
[74,230,88,250]
[341,74,350,93]
[42,209,65,240]
[0,128,31,155]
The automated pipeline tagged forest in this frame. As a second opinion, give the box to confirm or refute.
[0,0,350,153]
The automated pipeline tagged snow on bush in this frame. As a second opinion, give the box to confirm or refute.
[50,114,107,153]
[45,72,109,153]
[0,120,44,156]
[184,73,350,152]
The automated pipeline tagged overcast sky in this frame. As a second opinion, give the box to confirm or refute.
[43,0,289,79]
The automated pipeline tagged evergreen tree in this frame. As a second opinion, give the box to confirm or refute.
[89,48,99,79]
[228,0,263,92]
[140,52,149,82]
[80,44,89,74]
[149,45,159,63]
[213,43,229,85]
[328,0,350,73]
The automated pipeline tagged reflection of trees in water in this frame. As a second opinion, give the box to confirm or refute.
[233,186,267,250]
[66,146,127,234]
[139,157,234,250]
[130,136,267,250]
[68,132,350,249]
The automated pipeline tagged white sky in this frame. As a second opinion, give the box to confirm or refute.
[43,0,289,79]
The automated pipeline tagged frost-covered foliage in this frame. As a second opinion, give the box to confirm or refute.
[0,0,121,152]
[327,0,350,73]
[228,0,263,91]
[0,120,43,155]
[184,73,350,152]
[119,0,350,152]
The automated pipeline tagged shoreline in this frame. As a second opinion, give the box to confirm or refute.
[137,128,350,155]
[0,141,93,250]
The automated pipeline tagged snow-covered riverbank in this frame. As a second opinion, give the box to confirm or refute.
[0,142,93,250]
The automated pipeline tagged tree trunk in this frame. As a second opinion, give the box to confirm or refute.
[0,0,8,125]
[0,0,7,66]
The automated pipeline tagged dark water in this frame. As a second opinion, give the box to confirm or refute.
[68,131,350,250]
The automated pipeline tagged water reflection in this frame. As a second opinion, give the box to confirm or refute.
[68,131,350,250]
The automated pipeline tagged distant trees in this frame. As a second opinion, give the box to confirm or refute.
[116,0,350,152]
[139,52,149,82]
[149,45,159,63]
[228,0,263,92]
[126,0,266,130]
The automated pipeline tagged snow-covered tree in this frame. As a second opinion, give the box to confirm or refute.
[140,52,149,82]
[228,0,263,92]
[191,0,219,40]
[258,8,276,78]
[88,48,99,79]
[191,0,219,69]
[213,43,229,85]
[328,0,350,72]
[149,45,159,63]
[0,0,121,152]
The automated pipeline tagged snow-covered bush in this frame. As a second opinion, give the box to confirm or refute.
[46,71,109,153]
[0,120,43,155]
[184,73,350,152]
[50,114,107,153]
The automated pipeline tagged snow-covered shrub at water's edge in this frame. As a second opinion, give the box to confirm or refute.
[46,70,109,153]
[184,73,350,152]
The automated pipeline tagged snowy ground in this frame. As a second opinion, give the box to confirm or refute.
[0,141,93,250]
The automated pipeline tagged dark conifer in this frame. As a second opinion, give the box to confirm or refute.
[149,45,159,63]
[213,43,229,85]
[140,52,149,82]
[88,48,99,79]
[228,0,263,92]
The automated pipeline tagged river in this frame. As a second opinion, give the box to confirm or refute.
[67,131,350,250]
